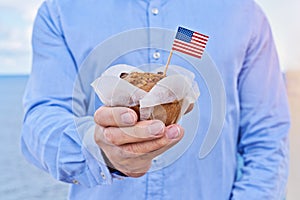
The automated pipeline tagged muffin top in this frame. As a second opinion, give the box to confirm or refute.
[120,72,165,92]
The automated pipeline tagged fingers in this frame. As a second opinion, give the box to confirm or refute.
[94,123,185,177]
[103,120,165,145]
[147,125,184,159]
[120,124,184,154]
[94,106,138,127]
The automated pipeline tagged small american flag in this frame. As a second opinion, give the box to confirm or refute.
[172,27,209,59]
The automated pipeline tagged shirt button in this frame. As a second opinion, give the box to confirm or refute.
[72,180,79,184]
[100,172,106,180]
[153,51,161,60]
[151,8,159,15]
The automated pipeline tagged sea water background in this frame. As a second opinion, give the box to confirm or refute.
[0,76,68,200]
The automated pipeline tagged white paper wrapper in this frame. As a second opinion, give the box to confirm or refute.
[91,64,200,124]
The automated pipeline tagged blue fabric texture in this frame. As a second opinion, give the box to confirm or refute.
[21,0,290,199]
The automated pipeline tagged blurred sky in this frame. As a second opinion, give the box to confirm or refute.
[0,0,299,74]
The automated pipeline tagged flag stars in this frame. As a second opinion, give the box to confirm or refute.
[176,32,192,43]
[178,27,193,37]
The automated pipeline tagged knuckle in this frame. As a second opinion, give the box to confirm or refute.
[132,124,150,138]
[94,107,106,123]
[154,138,169,148]
[121,144,135,153]
[94,132,101,144]
[118,147,135,159]
[131,143,145,154]
[122,144,142,154]
[94,125,104,144]
[103,129,114,144]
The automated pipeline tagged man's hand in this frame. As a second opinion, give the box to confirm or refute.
[94,106,184,177]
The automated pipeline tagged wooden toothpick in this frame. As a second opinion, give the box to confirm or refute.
[163,50,173,76]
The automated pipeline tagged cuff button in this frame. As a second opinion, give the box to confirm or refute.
[100,172,106,180]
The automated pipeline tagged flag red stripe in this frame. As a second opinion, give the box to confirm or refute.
[172,47,202,58]
[193,32,209,39]
[172,44,203,56]
[173,39,204,52]
[191,37,208,45]
[172,48,202,58]
[192,34,208,41]
[173,43,203,55]
[192,35,209,42]
[190,39,206,48]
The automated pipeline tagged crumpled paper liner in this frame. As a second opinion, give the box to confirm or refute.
[91,64,200,125]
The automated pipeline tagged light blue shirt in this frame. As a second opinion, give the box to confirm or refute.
[21,0,290,199]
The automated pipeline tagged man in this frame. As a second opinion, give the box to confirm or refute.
[21,0,290,199]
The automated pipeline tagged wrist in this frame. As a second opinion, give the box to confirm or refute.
[101,149,128,177]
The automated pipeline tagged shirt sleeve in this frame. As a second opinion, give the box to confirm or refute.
[231,4,290,200]
[21,1,113,187]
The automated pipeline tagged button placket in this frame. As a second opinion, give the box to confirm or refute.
[151,7,159,15]
[145,2,165,198]
[153,51,161,60]
[148,1,163,64]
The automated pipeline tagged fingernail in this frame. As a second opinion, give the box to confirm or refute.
[121,112,135,124]
[166,125,180,139]
[148,121,164,135]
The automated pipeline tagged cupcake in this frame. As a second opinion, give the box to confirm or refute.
[120,71,183,126]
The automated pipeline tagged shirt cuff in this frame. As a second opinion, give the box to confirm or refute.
[81,123,113,185]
